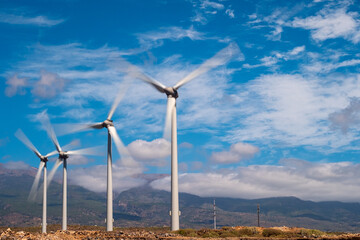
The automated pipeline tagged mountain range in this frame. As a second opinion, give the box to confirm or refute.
[1,163,360,232]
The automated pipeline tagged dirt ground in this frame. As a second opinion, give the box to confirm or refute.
[1,225,360,240]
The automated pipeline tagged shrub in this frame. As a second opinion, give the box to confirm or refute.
[300,228,325,238]
[262,228,283,237]
[176,228,198,237]
[238,227,259,236]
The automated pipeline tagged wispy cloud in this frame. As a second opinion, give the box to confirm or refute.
[329,98,360,134]
[291,8,360,43]
[210,142,259,164]
[224,73,360,151]
[151,158,360,202]
[5,74,28,97]
[247,5,304,41]
[31,70,68,99]
[0,12,64,27]
[243,45,305,69]
[136,26,205,49]
[3,161,31,170]
[190,0,235,25]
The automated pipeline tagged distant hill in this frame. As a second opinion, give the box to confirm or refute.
[1,164,360,232]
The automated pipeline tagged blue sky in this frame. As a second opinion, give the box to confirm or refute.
[1,0,360,202]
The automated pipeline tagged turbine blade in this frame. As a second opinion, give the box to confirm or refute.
[46,159,62,189]
[54,122,103,136]
[126,64,166,93]
[15,129,42,159]
[89,122,105,129]
[28,161,45,202]
[107,126,129,158]
[107,126,137,167]
[173,43,240,90]
[45,150,58,158]
[39,111,62,152]
[61,139,81,151]
[66,146,103,156]
[107,80,131,120]
[163,97,176,141]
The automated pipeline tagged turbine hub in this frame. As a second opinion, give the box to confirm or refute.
[40,156,48,162]
[164,87,178,99]
[59,151,69,159]
[103,119,114,128]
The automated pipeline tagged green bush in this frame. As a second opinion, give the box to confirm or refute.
[238,227,259,236]
[176,228,198,237]
[262,228,283,237]
[300,228,325,238]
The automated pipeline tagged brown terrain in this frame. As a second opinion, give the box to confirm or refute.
[1,225,360,240]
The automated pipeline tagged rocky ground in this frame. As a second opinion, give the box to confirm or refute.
[1,226,360,240]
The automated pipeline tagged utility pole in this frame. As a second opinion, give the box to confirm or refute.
[213,199,216,229]
[257,204,260,227]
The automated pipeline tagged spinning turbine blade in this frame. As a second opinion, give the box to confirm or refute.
[15,129,42,159]
[45,150,58,158]
[126,65,166,93]
[173,43,240,90]
[107,81,130,120]
[47,159,62,188]
[66,146,103,156]
[54,123,102,136]
[107,126,136,167]
[163,97,176,141]
[107,126,129,158]
[61,140,81,152]
[29,161,45,201]
[40,112,62,152]
[89,122,105,129]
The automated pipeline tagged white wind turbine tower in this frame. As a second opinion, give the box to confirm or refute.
[39,112,102,231]
[15,129,58,234]
[58,84,136,231]
[125,43,239,230]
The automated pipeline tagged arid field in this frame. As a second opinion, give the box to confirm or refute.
[1,225,360,240]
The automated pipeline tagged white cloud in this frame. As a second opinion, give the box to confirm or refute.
[3,161,31,170]
[31,70,68,99]
[302,53,360,74]
[136,26,205,49]
[179,142,193,149]
[191,161,203,171]
[210,142,259,164]
[243,45,305,69]
[190,0,235,24]
[151,159,360,202]
[5,74,28,97]
[225,9,235,18]
[0,12,64,27]
[291,8,360,43]
[67,155,93,165]
[69,163,145,193]
[127,138,170,163]
[201,0,224,10]
[224,73,360,150]
[247,6,303,41]
[329,97,360,133]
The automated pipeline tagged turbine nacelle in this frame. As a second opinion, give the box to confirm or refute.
[59,151,69,160]
[103,119,114,128]
[164,87,178,99]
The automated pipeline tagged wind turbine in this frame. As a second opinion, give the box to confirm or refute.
[15,129,58,234]
[39,112,102,231]
[125,43,239,230]
[56,83,135,231]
